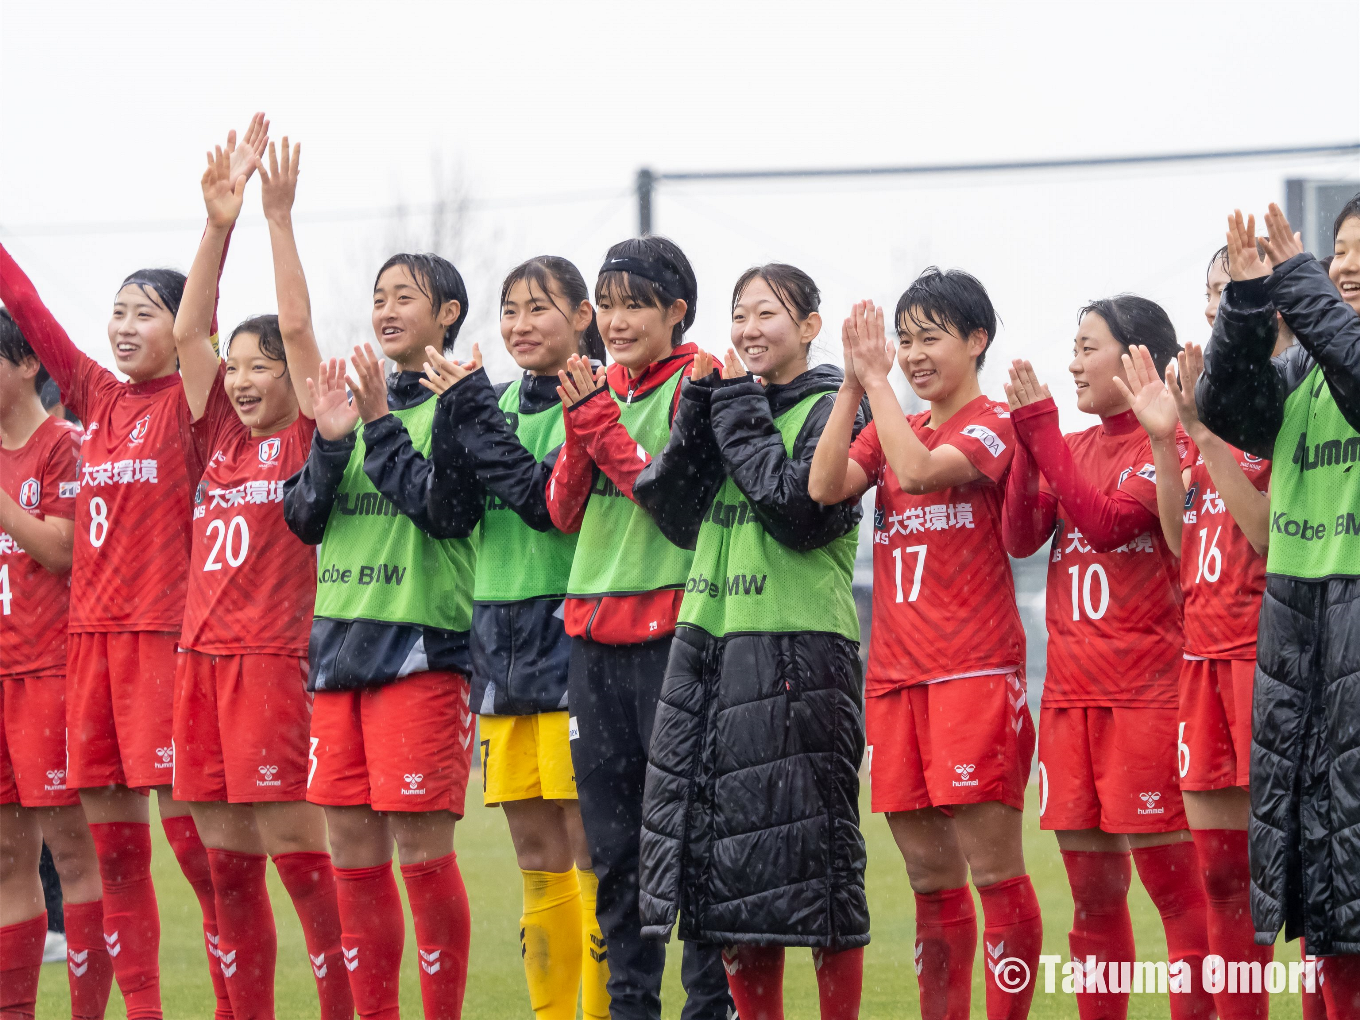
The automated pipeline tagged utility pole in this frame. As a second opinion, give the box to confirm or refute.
[634,142,1359,238]
[636,167,654,236]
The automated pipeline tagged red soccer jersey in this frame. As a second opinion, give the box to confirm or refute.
[1,416,81,677]
[1180,441,1270,660]
[1041,417,1183,708]
[66,361,221,633]
[181,396,317,657]
[849,395,1025,694]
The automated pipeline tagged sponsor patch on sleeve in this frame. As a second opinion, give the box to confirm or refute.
[960,424,1005,457]
[59,482,79,498]
[1135,462,1157,483]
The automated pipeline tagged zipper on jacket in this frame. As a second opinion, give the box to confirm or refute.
[583,597,602,642]
[504,602,517,708]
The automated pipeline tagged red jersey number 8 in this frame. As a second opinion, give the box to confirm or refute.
[204,516,250,571]
[88,496,109,548]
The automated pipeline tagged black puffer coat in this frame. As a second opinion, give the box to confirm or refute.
[1196,253,1360,954]
[638,366,870,949]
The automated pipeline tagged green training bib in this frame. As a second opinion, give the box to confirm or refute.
[1268,363,1360,579]
[679,391,859,639]
[314,397,476,630]
[473,379,578,602]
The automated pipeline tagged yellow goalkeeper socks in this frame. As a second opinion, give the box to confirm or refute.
[520,869,582,1019]
[577,867,611,1020]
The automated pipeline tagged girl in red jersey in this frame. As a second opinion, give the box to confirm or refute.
[0,311,112,1020]
[1003,296,1214,1020]
[809,268,1042,1020]
[0,115,268,1020]
[168,136,352,1020]
[546,237,733,1020]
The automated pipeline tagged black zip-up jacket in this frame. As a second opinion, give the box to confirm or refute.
[282,371,479,691]
[640,364,871,949]
[1196,253,1360,954]
[431,367,576,716]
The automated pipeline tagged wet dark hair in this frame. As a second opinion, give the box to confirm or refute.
[1321,254,1335,274]
[595,236,697,346]
[225,314,286,364]
[1078,294,1181,376]
[1335,194,1360,242]
[501,256,605,362]
[374,253,469,352]
[1207,245,1229,278]
[895,266,998,371]
[0,309,51,393]
[118,268,186,318]
[731,263,821,323]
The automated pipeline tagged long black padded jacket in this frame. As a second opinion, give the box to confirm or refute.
[637,364,871,949]
[1196,253,1360,954]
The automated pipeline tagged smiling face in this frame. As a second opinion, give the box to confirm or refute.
[895,308,986,403]
[500,276,590,376]
[730,276,818,385]
[1332,215,1360,315]
[224,332,297,435]
[107,284,178,381]
[372,264,459,370]
[595,280,685,375]
[1069,312,1131,416]
[1205,256,1231,327]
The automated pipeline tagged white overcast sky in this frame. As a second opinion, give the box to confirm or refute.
[1,0,1357,427]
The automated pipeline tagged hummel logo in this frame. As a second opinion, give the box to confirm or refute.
[420,949,441,975]
[342,946,358,972]
[206,932,220,957]
[952,763,979,787]
[986,940,1005,974]
[812,947,825,972]
[310,952,328,978]
[1137,791,1165,815]
[105,931,121,957]
[154,746,174,767]
[220,949,238,978]
[45,768,67,791]
[722,950,741,976]
[69,949,89,976]
[914,942,925,975]
[589,933,606,963]
[401,773,426,795]
[257,764,281,787]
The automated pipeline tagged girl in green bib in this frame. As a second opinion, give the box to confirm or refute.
[415,256,610,1020]
[636,264,869,1020]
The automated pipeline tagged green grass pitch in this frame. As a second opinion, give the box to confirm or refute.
[34,782,1309,1018]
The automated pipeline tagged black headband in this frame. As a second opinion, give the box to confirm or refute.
[598,256,684,298]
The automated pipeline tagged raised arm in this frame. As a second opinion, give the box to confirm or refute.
[1001,438,1058,557]
[176,117,267,419]
[1171,342,1271,554]
[260,138,321,419]
[845,301,981,495]
[0,244,86,405]
[1113,345,1187,552]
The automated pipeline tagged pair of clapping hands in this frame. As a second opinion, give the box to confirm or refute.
[307,343,483,442]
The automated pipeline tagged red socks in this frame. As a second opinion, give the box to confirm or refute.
[89,821,162,1020]
[272,851,353,1020]
[1131,842,1215,1020]
[1061,849,1135,1020]
[1321,953,1360,1019]
[978,875,1043,1019]
[813,946,864,1020]
[0,913,46,1020]
[161,815,232,1020]
[206,849,277,1020]
[914,886,977,1020]
[334,862,405,1020]
[723,945,784,1020]
[1193,829,1271,1018]
[399,852,472,1020]
[63,898,114,1020]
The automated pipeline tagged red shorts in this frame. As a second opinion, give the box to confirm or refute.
[66,631,178,790]
[1,675,79,808]
[308,671,475,815]
[1177,657,1254,791]
[865,671,1034,814]
[1037,705,1187,833]
[173,650,312,803]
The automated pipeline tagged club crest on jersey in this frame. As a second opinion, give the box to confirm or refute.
[195,481,208,506]
[258,437,281,466]
[128,415,152,445]
[18,478,40,509]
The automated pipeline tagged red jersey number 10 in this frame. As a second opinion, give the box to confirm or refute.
[1068,563,1110,621]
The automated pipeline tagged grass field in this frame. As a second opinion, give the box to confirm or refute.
[34,781,1310,1019]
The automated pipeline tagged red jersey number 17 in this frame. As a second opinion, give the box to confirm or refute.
[892,545,927,603]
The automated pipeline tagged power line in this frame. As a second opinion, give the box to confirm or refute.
[636,141,1360,233]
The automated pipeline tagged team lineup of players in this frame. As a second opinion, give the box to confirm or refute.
[1,113,1359,1020]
